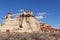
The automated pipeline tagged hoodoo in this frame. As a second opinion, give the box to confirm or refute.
[0,10,40,33]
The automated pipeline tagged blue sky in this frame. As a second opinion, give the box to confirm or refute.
[0,0,60,29]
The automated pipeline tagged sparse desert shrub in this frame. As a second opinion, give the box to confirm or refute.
[0,32,60,40]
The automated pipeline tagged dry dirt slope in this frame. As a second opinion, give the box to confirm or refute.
[0,32,60,40]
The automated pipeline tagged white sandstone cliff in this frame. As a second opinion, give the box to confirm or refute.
[0,10,41,33]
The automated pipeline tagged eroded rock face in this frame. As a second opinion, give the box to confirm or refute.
[0,11,41,33]
[0,13,16,32]
[19,14,40,32]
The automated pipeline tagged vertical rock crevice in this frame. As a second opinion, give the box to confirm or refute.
[0,10,41,33]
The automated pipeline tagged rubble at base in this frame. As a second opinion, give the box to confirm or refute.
[0,32,60,40]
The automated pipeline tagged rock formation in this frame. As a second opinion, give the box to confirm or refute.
[0,10,60,40]
[40,22,60,33]
[0,10,40,33]
[0,10,60,33]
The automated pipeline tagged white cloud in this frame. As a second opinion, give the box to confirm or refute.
[18,9,24,12]
[35,16,44,19]
[12,9,25,17]
[35,12,47,19]
[37,12,47,16]
[12,13,20,18]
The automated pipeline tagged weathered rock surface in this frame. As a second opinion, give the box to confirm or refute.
[0,11,40,33]
[0,10,60,40]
